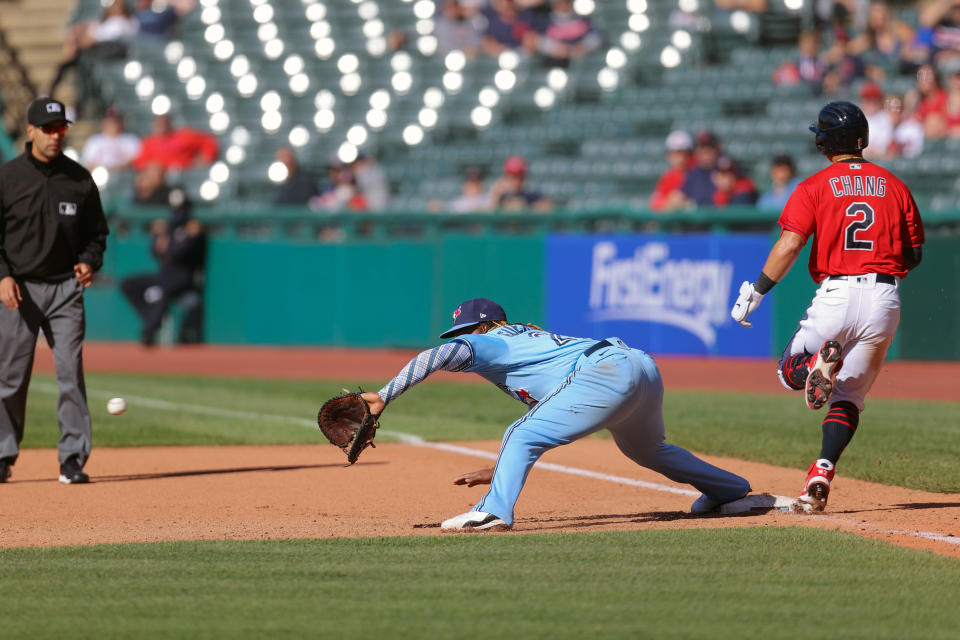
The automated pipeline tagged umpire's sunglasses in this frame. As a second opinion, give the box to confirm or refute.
[40,123,69,135]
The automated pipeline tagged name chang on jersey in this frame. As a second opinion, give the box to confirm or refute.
[828,175,886,198]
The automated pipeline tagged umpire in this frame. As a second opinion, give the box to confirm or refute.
[0,97,109,484]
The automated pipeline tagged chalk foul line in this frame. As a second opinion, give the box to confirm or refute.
[31,383,960,547]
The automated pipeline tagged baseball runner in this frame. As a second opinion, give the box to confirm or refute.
[731,101,924,512]
[360,298,751,531]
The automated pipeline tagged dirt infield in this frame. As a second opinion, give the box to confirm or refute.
[10,341,959,557]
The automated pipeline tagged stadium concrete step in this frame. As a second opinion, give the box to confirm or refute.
[10,47,63,69]
[2,27,65,50]
[0,0,81,142]
[0,0,75,95]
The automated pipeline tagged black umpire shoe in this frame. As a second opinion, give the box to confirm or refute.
[58,456,90,484]
[0,458,11,483]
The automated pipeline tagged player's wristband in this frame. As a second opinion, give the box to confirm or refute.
[754,272,777,295]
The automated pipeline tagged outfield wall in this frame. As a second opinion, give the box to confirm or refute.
[87,213,957,359]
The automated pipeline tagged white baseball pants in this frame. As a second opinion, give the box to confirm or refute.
[779,273,901,411]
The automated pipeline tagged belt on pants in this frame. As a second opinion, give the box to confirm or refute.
[583,339,613,357]
[827,274,896,285]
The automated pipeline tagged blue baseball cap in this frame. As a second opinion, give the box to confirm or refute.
[439,298,507,338]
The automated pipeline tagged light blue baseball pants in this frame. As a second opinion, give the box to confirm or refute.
[475,344,751,524]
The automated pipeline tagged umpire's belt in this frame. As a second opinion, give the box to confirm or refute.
[583,340,613,357]
[827,274,896,285]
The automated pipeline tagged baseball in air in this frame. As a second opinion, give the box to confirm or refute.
[107,397,127,416]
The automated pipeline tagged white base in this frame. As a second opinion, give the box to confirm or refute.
[719,493,799,514]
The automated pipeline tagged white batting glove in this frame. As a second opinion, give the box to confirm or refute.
[730,281,764,328]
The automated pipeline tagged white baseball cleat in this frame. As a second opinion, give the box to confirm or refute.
[805,341,843,410]
[441,510,510,531]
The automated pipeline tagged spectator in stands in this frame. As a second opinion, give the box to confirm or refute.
[821,31,867,94]
[132,162,171,205]
[444,166,491,213]
[757,154,801,211]
[488,155,553,211]
[680,130,722,208]
[860,82,895,159]
[49,0,137,99]
[121,188,206,346]
[884,93,925,157]
[352,154,390,212]
[522,0,602,67]
[134,0,177,39]
[482,0,539,57]
[309,161,367,212]
[914,0,960,67]
[939,69,960,137]
[815,0,870,34]
[904,63,948,138]
[81,107,141,171]
[272,147,320,205]
[774,30,828,94]
[649,130,693,213]
[389,1,484,58]
[132,113,219,172]
[711,156,757,208]
[849,1,920,79]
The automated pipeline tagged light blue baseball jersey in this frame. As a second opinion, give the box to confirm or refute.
[374,322,751,526]
[452,325,595,406]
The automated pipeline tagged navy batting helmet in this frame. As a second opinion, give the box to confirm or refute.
[809,101,869,155]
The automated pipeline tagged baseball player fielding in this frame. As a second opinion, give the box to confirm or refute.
[358,297,752,531]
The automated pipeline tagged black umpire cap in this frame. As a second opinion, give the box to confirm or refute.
[26,97,72,127]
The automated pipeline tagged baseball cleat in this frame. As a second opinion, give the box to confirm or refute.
[441,510,510,531]
[795,459,834,512]
[690,491,750,514]
[805,341,843,410]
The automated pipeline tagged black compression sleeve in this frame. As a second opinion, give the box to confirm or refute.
[903,245,922,271]
[754,272,777,295]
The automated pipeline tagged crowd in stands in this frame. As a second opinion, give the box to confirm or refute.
[428,156,554,213]
[269,148,391,212]
[391,0,603,67]
[648,0,960,213]
[49,0,195,105]
[775,1,960,155]
[649,130,761,213]
[40,0,960,218]
[82,111,219,206]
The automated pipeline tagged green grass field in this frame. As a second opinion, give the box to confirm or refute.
[2,529,959,639]
[9,372,960,638]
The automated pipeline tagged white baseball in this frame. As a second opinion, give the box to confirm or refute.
[107,397,127,416]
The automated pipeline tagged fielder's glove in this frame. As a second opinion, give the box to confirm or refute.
[730,281,764,328]
[317,391,380,465]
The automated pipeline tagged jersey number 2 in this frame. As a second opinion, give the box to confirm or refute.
[844,203,874,251]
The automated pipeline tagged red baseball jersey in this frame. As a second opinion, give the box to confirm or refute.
[778,159,925,282]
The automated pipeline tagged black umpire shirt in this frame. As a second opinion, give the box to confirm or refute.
[0,143,109,282]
